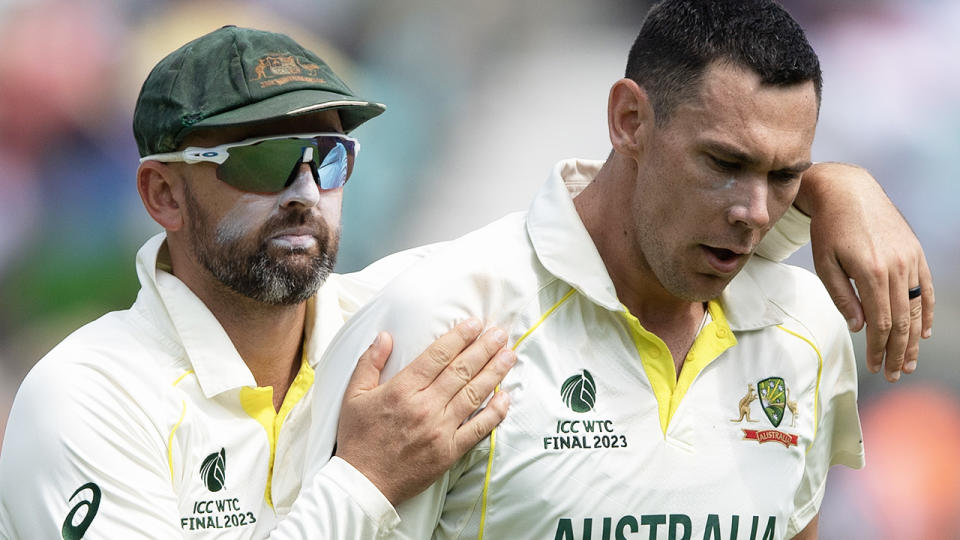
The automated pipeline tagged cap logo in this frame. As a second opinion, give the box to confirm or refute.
[251,54,325,88]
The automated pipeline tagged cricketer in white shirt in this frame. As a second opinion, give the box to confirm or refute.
[309,159,863,540]
[0,161,825,539]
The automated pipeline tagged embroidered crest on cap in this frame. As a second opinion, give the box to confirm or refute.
[251,54,326,88]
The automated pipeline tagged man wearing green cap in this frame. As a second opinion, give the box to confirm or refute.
[0,22,932,539]
[0,26,513,539]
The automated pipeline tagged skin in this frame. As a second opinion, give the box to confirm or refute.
[576,60,824,539]
[577,61,817,367]
[136,112,514,504]
[794,162,934,382]
[140,113,346,405]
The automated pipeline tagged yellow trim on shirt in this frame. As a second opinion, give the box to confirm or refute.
[774,325,823,451]
[168,401,187,484]
[478,286,576,540]
[172,370,195,387]
[167,370,194,484]
[623,300,737,435]
[239,350,316,508]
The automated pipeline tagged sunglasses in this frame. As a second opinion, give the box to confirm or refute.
[139,132,360,193]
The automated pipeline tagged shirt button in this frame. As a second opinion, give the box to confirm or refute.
[649,348,661,359]
[716,328,728,339]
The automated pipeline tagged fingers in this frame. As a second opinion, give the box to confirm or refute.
[393,319,484,388]
[857,270,891,376]
[430,327,509,402]
[903,290,922,374]
[881,264,912,382]
[812,253,864,332]
[445,347,516,422]
[453,389,511,456]
[905,253,935,373]
[918,252,935,340]
[344,332,394,398]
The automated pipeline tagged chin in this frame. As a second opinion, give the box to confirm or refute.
[670,275,732,303]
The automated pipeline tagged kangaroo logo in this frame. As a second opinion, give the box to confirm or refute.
[730,383,761,423]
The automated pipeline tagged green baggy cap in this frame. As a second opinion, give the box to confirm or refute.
[133,25,385,156]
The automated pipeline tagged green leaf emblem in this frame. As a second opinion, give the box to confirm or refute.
[61,482,101,540]
[200,448,227,492]
[757,377,786,428]
[560,370,597,413]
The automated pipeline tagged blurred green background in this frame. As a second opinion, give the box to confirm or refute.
[1,0,957,536]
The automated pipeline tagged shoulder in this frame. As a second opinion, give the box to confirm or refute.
[9,309,183,444]
[743,257,845,337]
[322,212,547,379]
[739,258,858,398]
[358,212,539,322]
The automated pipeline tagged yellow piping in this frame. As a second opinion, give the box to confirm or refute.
[477,287,576,540]
[167,371,193,484]
[775,325,823,452]
[168,401,187,484]
[172,370,194,387]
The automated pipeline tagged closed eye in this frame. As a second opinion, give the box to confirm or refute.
[769,170,801,183]
[709,155,741,172]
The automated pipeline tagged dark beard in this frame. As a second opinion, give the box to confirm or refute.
[183,184,338,305]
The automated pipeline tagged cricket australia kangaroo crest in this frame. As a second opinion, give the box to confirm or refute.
[731,376,800,448]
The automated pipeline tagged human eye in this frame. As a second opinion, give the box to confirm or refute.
[708,155,741,172]
[769,170,801,184]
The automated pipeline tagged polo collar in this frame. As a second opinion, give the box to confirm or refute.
[134,233,333,398]
[525,159,784,331]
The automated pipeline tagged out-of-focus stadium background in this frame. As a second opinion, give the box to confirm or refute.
[0,0,957,536]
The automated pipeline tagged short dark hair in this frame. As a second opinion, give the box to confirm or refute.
[625,0,822,124]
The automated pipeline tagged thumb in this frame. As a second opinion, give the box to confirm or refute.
[813,253,864,332]
[345,332,394,397]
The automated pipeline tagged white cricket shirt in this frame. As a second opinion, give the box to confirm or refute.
[0,234,419,539]
[314,159,863,540]
[0,164,815,539]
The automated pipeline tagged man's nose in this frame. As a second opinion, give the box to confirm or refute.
[726,177,770,230]
[279,163,321,208]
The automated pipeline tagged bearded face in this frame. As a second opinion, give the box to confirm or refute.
[182,180,339,305]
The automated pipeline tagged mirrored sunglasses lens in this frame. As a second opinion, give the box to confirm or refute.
[217,140,304,192]
[217,137,355,193]
[316,143,349,190]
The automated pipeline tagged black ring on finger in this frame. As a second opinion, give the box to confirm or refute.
[908,285,922,300]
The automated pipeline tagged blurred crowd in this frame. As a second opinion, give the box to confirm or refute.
[0,0,957,536]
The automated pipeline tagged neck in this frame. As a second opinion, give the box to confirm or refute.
[574,157,705,343]
[209,294,306,393]
[168,240,306,410]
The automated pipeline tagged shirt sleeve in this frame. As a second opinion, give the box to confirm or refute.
[756,205,812,262]
[785,318,865,537]
[268,457,400,539]
[0,357,183,539]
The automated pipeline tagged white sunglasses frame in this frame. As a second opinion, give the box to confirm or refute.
[138,132,360,165]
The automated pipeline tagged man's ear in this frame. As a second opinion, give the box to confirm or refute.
[137,161,185,231]
[607,78,655,159]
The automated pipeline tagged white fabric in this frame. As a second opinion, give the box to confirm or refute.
[0,233,419,539]
[311,159,862,540]
[756,204,812,263]
[0,158,815,539]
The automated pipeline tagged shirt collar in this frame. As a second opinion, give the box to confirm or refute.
[525,159,784,330]
[134,232,335,398]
